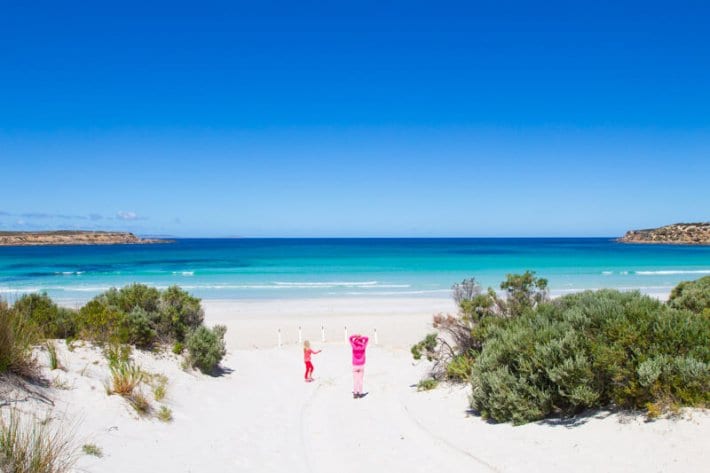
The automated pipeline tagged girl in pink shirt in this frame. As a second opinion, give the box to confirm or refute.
[349,334,369,398]
[303,340,321,382]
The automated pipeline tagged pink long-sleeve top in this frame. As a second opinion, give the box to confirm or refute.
[349,335,369,366]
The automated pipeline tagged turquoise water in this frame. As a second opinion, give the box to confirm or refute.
[1,238,709,302]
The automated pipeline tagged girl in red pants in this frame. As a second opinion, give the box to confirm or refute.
[303,340,321,382]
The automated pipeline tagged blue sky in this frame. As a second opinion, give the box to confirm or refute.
[1,1,708,237]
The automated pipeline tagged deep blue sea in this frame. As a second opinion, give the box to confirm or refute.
[1,238,709,303]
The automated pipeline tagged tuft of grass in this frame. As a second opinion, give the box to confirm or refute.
[172,341,184,355]
[153,382,167,402]
[46,340,61,371]
[417,378,439,391]
[103,343,132,368]
[0,300,38,377]
[127,392,151,416]
[143,372,168,401]
[156,406,173,423]
[0,409,77,473]
[82,443,102,457]
[108,360,143,396]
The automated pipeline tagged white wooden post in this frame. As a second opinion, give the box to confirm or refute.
[344,326,348,342]
[298,326,302,344]
[374,328,378,345]
[321,325,325,342]
[278,328,282,348]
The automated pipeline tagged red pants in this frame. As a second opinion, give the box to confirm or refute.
[304,361,314,379]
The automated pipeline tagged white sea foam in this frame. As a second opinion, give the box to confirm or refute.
[635,270,710,275]
[344,289,450,296]
[176,282,411,290]
[601,271,613,275]
[273,281,380,287]
[172,271,195,276]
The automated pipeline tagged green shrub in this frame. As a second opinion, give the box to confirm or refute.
[445,353,476,381]
[411,333,438,361]
[470,290,710,424]
[13,293,78,339]
[498,270,549,317]
[186,325,227,374]
[668,275,710,315]
[78,284,205,347]
[123,307,157,349]
[417,379,439,391]
[103,284,161,314]
[172,341,184,355]
[0,300,37,376]
[158,286,204,342]
[77,300,125,343]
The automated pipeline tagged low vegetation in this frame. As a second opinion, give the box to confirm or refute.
[108,358,144,397]
[0,409,77,473]
[1,283,227,379]
[414,273,710,424]
[82,443,102,457]
[157,406,173,423]
[186,325,227,374]
[0,300,37,378]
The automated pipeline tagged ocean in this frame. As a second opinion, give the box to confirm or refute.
[1,238,709,303]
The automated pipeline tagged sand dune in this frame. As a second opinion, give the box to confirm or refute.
[3,298,708,472]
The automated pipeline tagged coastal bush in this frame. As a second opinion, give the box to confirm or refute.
[123,307,157,349]
[76,300,125,344]
[412,273,546,380]
[186,325,227,374]
[470,290,710,424]
[102,284,161,315]
[157,285,204,342]
[0,299,37,376]
[80,284,204,347]
[0,409,77,473]
[668,275,710,315]
[12,293,77,339]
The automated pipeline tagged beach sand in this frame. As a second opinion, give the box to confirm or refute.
[3,297,708,472]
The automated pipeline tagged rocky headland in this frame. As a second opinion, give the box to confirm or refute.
[618,222,710,245]
[0,230,170,246]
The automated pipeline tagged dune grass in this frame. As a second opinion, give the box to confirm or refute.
[0,300,38,378]
[156,406,173,423]
[0,409,77,473]
[45,341,60,371]
[82,443,102,457]
[108,359,144,396]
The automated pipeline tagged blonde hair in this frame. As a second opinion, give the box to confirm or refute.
[303,340,311,349]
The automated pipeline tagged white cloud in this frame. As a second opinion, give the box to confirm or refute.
[116,211,139,221]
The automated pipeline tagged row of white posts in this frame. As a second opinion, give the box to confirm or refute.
[277,325,379,348]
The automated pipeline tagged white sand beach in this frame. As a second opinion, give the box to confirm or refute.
[3,297,709,472]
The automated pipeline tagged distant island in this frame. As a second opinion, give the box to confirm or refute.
[0,230,171,246]
[619,222,710,245]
